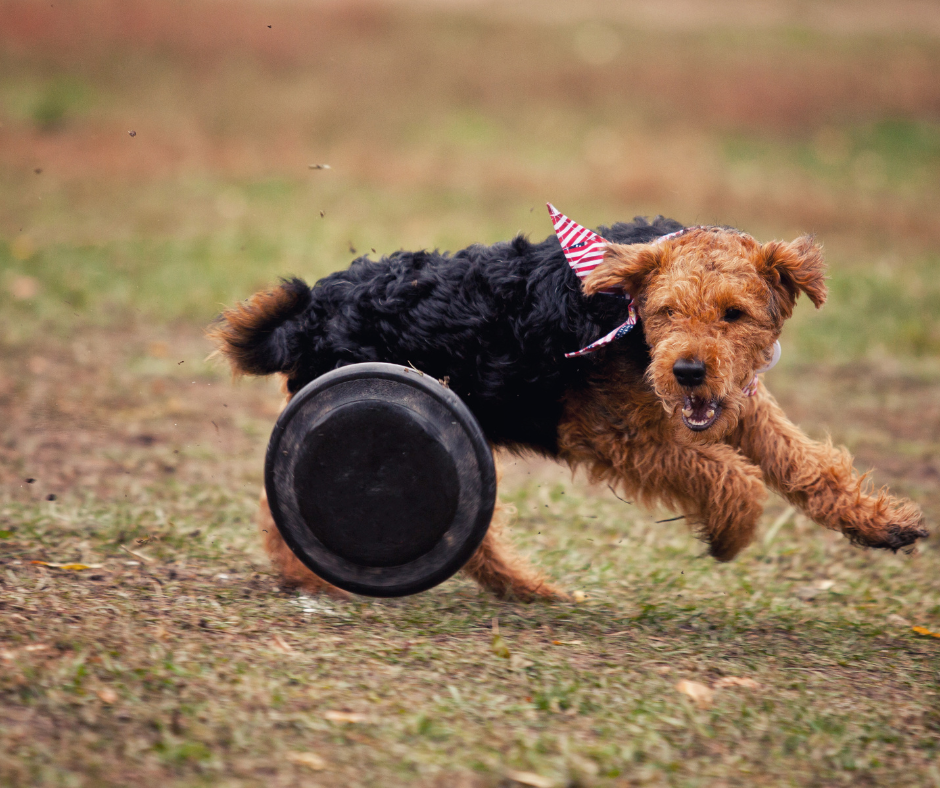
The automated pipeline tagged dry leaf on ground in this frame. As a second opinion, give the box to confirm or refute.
[675,679,714,707]
[323,710,370,724]
[912,626,940,639]
[3,644,50,660]
[505,769,556,788]
[714,676,760,690]
[286,751,327,771]
[97,688,118,704]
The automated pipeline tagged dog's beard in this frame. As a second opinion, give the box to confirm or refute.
[647,353,747,443]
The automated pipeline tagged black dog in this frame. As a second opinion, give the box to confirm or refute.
[214,216,681,455]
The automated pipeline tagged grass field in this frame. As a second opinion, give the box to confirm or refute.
[2,1,940,786]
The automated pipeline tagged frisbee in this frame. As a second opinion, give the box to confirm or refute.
[264,363,496,597]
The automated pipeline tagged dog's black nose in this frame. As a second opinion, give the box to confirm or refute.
[673,358,706,388]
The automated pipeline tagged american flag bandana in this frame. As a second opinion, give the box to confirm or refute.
[548,204,708,357]
[548,202,609,281]
[548,203,780,394]
[547,203,637,358]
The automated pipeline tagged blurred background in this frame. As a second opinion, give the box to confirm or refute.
[2,3,940,785]
[3,0,940,340]
[2,0,938,507]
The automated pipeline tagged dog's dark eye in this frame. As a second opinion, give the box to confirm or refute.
[723,308,744,322]
[662,307,675,318]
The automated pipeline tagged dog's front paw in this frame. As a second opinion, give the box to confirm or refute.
[848,498,928,552]
[861,521,928,552]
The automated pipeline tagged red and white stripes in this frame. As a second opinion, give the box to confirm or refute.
[547,203,636,358]
[547,203,609,281]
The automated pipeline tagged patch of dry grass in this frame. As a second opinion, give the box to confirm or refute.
[2,1,939,785]
[2,323,939,788]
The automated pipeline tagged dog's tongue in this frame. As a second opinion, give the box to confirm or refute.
[688,395,712,421]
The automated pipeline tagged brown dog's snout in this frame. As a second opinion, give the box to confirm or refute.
[672,358,706,388]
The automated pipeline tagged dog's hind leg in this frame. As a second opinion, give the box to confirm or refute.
[730,386,927,551]
[258,488,351,598]
[461,502,568,601]
[254,383,349,598]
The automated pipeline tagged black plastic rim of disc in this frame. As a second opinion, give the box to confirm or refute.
[264,363,496,597]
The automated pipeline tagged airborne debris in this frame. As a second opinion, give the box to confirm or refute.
[128,130,136,137]
[308,163,331,170]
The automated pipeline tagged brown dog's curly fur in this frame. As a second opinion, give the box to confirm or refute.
[212,223,927,600]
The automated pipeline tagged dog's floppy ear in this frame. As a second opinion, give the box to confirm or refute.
[759,235,827,320]
[582,242,661,297]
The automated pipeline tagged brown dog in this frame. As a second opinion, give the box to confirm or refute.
[213,218,928,600]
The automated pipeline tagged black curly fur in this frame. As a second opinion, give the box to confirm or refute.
[219,216,684,454]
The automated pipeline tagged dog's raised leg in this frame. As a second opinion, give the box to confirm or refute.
[461,503,569,601]
[258,489,351,598]
[731,387,928,550]
[255,385,350,598]
[560,422,768,561]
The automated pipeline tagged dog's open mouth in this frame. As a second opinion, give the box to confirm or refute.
[681,394,722,431]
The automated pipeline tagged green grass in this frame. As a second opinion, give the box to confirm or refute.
[723,119,940,195]
[4,225,939,363]
[3,474,940,787]
[788,255,940,360]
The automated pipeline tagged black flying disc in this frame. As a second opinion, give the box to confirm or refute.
[264,363,496,597]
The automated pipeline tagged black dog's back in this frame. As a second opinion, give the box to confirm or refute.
[212,216,682,453]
